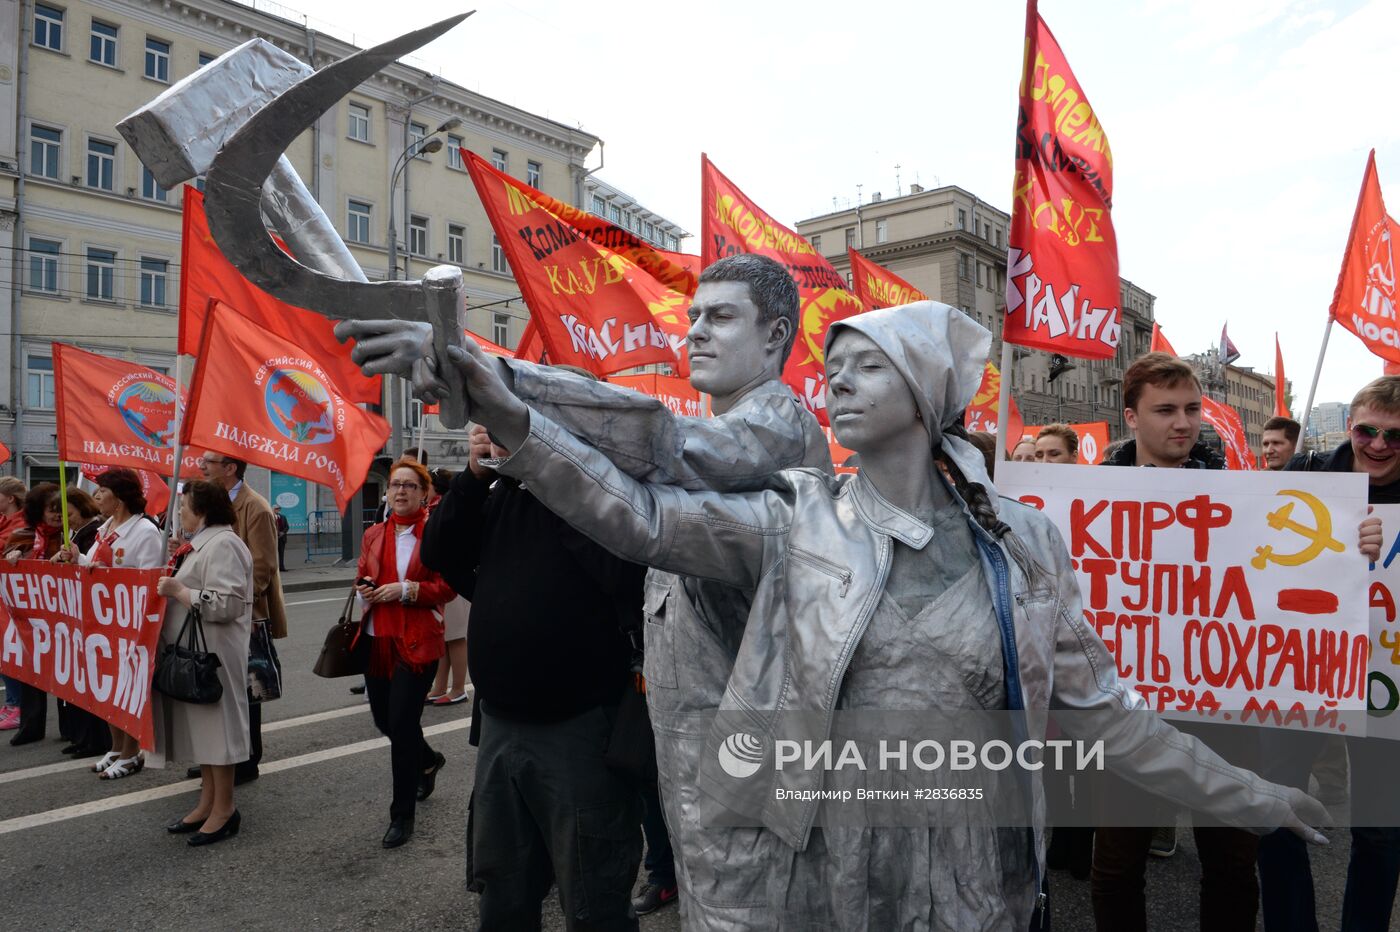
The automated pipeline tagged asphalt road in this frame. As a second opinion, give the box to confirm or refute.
[0,586,1381,930]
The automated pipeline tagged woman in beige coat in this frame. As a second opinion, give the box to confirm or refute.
[155,479,253,847]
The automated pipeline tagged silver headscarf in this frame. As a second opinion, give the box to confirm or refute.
[825,300,998,508]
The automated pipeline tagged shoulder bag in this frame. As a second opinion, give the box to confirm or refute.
[313,584,366,678]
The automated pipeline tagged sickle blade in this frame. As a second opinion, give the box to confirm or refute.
[202,13,473,321]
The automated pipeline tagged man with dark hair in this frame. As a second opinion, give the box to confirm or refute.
[1261,416,1301,470]
[196,451,287,785]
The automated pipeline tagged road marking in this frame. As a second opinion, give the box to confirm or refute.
[0,718,470,835]
[0,704,372,785]
[284,596,346,606]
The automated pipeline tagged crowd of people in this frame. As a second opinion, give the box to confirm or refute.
[4,254,1398,929]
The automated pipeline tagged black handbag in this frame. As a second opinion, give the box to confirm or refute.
[153,606,224,704]
[313,585,365,678]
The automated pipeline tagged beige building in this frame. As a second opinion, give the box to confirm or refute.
[1186,349,1290,455]
[0,0,682,524]
[795,184,1156,442]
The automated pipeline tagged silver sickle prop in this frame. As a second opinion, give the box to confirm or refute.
[201,13,475,429]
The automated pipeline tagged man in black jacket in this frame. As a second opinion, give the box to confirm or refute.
[422,422,646,932]
[1257,377,1398,932]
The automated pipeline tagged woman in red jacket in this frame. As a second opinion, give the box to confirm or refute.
[355,458,454,849]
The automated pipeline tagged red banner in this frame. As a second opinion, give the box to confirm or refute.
[79,464,171,517]
[610,373,704,418]
[1021,421,1111,465]
[701,155,867,422]
[1274,334,1290,418]
[1201,396,1255,471]
[179,188,380,405]
[1330,151,1400,364]
[53,344,200,479]
[464,151,690,378]
[848,249,930,309]
[964,362,1027,454]
[182,302,390,512]
[1150,322,1178,356]
[0,439,10,466]
[1004,0,1120,360]
[0,563,165,750]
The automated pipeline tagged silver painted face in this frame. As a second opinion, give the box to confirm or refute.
[824,330,923,455]
[685,280,777,399]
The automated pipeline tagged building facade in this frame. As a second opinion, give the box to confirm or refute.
[795,184,1157,442]
[1187,349,1289,454]
[583,175,688,252]
[1309,401,1350,438]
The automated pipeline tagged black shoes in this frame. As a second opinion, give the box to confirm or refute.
[166,816,207,834]
[233,766,260,786]
[633,881,679,916]
[349,684,367,695]
[188,810,240,847]
[382,817,414,848]
[8,730,43,747]
[417,752,447,801]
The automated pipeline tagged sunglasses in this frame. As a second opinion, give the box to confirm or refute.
[1352,424,1400,449]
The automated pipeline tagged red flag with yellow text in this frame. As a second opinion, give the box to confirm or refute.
[964,362,1027,455]
[1330,151,1400,365]
[1004,0,1120,360]
[179,187,380,405]
[702,156,866,422]
[464,151,690,378]
[181,303,389,512]
[53,344,200,479]
[848,249,931,309]
[1201,396,1255,471]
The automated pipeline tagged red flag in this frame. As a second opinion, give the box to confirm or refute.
[53,344,200,479]
[464,151,690,378]
[609,373,704,417]
[1330,151,1400,364]
[1386,360,1400,376]
[1274,334,1290,417]
[1019,421,1111,465]
[1004,0,1120,360]
[179,187,380,405]
[848,249,931,308]
[964,362,1027,455]
[1149,322,1178,356]
[0,439,9,465]
[514,317,546,363]
[181,302,389,512]
[79,464,170,517]
[702,155,867,422]
[1201,396,1255,470]
[1220,324,1241,365]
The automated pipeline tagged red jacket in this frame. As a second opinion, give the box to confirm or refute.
[357,522,455,667]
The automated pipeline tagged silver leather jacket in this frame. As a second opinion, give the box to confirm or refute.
[498,409,1306,929]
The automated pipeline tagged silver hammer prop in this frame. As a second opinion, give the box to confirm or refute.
[117,38,365,284]
[201,13,475,429]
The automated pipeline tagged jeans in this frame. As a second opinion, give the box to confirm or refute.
[2,674,20,707]
[364,660,437,821]
[1258,730,1400,931]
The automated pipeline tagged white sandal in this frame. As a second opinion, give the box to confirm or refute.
[99,754,144,780]
[91,751,119,773]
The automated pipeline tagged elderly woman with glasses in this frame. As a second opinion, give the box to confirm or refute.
[353,458,455,849]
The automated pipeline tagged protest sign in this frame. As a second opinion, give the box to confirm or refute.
[998,463,1369,730]
[0,563,165,750]
[1366,504,1400,738]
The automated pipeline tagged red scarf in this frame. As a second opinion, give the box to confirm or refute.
[32,523,59,560]
[367,509,428,675]
[168,541,194,572]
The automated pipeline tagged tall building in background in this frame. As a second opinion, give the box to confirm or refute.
[1309,402,1350,438]
[796,184,1156,441]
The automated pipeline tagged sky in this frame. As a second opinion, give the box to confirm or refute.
[271,0,1399,411]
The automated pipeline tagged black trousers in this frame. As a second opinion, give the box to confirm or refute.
[15,683,47,741]
[365,660,436,820]
[468,702,641,932]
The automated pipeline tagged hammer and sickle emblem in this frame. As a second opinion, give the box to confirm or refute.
[1250,489,1346,570]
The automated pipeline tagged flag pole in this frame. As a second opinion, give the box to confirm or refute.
[1295,317,1334,455]
[414,402,427,461]
[57,460,70,549]
[164,354,187,535]
[992,339,1014,480]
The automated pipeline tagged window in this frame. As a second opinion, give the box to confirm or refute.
[876,219,888,244]
[447,135,464,169]
[85,247,116,301]
[811,234,822,253]
[408,215,428,256]
[644,221,655,241]
[491,148,507,172]
[491,234,508,273]
[26,354,55,409]
[666,234,679,251]
[347,103,370,142]
[27,238,60,293]
[34,4,63,51]
[958,254,970,280]
[492,312,509,346]
[198,51,215,67]
[86,138,115,190]
[447,223,464,264]
[89,20,117,66]
[346,200,371,244]
[957,209,967,230]
[527,160,541,188]
[139,257,168,307]
[845,227,855,248]
[409,121,428,158]
[591,195,606,215]
[29,124,60,179]
[608,203,621,224]
[995,228,1003,248]
[141,165,167,202]
[144,37,170,82]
